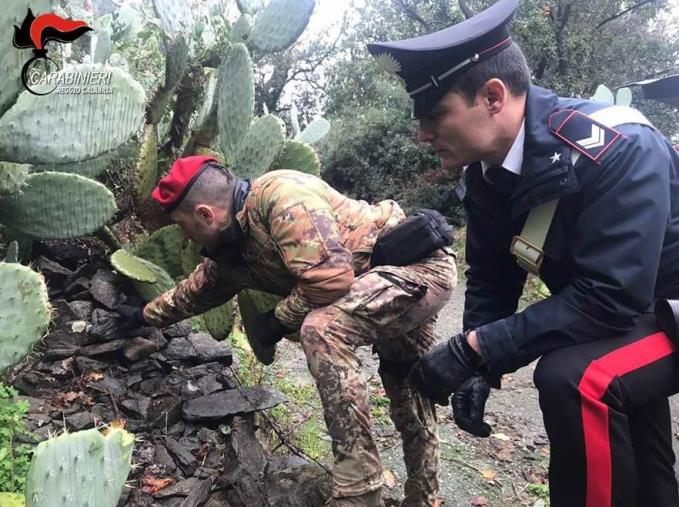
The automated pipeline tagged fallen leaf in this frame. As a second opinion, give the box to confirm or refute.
[141,475,174,494]
[497,446,514,462]
[383,469,397,488]
[480,469,497,481]
[492,433,511,441]
[470,496,488,506]
[84,372,104,381]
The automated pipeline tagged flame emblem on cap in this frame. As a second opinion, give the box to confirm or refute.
[374,52,402,76]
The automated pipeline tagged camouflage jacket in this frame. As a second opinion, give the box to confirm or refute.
[144,170,406,329]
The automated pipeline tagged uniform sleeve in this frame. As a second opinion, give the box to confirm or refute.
[143,258,244,327]
[476,126,672,374]
[263,186,355,329]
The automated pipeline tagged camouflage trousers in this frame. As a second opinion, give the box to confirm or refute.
[299,248,457,506]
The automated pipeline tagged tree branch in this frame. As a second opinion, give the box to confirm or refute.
[596,0,657,28]
[393,0,430,30]
[458,0,474,19]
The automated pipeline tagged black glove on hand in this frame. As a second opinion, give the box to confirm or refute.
[113,304,147,333]
[452,374,492,437]
[408,332,482,405]
[251,310,292,348]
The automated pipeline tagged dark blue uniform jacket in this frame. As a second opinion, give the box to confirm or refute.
[463,85,679,374]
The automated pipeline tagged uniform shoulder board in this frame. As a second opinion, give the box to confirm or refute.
[548,109,625,164]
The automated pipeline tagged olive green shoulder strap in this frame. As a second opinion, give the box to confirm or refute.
[510,106,653,275]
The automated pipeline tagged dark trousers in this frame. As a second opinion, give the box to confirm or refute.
[534,313,679,507]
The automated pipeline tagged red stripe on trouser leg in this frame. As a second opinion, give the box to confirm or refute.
[578,332,675,507]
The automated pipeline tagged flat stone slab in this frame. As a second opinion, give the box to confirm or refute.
[182,387,287,423]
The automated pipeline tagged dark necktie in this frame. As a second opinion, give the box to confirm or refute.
[485,166,518,196]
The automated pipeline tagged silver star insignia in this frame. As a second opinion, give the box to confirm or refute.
[550,152,561,164]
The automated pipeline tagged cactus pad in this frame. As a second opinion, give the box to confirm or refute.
[133,225,184,280]
[0,172,117,239]
[132,262,176,302]
[0,263,51,372]
[0,64,145,165]
[31,151,114,179]
[218,44,254,162]
[616,87,633,107]
[153,0,193,37]
[0,162,30,195]
[297,117,330,145]
[132,123,158,204]
[233,114,285,179]
[591,84,614,104]
[272,140,320,175]
[230,14,253,42]
[181,239,203,276]
[110,249,158,283]
[249,0,315,53]
[202,301,235,340]
[25,426,134,507]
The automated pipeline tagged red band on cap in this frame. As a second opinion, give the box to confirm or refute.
[151,155,218,210]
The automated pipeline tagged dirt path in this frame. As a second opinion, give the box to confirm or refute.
[274,279,679,507]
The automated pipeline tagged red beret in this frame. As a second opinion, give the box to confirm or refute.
[151,155,218,211]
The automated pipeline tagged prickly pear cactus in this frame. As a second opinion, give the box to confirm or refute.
[0,64,145,165]
[153,0,193,37]
[25,426,134,507]
[132,262,175,302]
[272,140,320,175]
[233,114,285,179]
[218,44,254,162]
[296,117,330,145]
[230,14,253,42]
[591,84,615,104]
[0,162,30,195]
[31,151,114,179]
[110,249,159,283]
[616,87,633,107]
[0,172,117,239]
[203,301,235,340]
[132,123,159,204]
[181,238,203,276]
[0,492,24,507]
[249,0,316,53]
[0,263,51,372]
[133,225,184,280]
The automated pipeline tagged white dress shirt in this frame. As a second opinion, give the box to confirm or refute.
[480,119,525,182]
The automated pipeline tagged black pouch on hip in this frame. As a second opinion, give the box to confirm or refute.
[371,209,453,267]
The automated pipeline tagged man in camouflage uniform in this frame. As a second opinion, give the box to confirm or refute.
[125,155,456,506]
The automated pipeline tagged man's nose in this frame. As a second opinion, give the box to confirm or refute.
[416,121,434,143]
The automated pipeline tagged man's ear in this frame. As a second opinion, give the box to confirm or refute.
[481,78,507,115]
[194,204,215,224]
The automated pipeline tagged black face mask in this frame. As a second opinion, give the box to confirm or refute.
[200,178,251,263]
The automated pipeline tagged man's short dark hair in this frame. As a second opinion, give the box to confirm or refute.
[175,164,235,214]
[449,42,531,104]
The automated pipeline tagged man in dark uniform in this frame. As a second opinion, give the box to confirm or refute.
[367,0,679,506]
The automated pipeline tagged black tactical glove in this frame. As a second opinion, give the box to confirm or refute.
[113,304,147,332]
[408,332,482,405]
[250,310,292,348]
[452,375,492,437]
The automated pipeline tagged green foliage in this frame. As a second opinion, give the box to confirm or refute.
[0,382,33,495]
[526,482,550,499]
[0,492,24,506]
[25,426,134,507]
[0,264,51,373]
[320,106,463,221]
